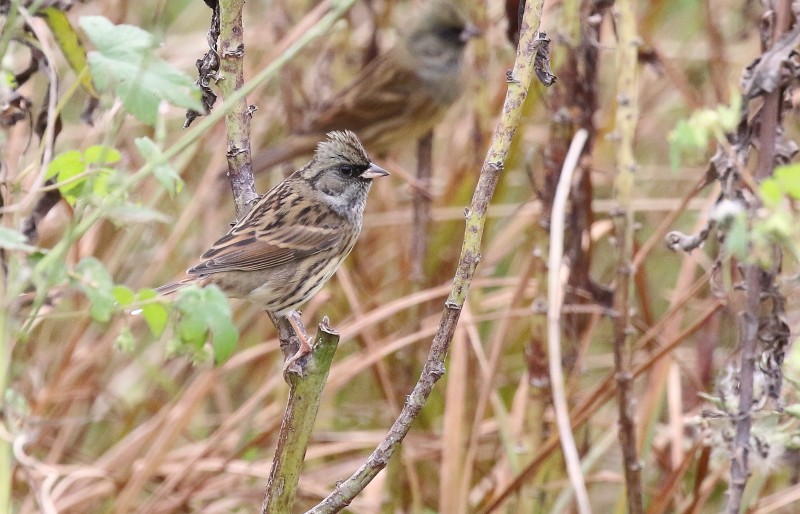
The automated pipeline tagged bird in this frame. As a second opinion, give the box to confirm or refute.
[251,0,480,173]
[157,130,389,362]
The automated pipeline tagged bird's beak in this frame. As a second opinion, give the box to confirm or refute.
[460,24,483,43]
[361,163,390,179]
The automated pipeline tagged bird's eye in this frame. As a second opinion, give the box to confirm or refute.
[340,165,358,177]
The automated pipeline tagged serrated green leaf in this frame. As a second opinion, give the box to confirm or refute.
[80,16,203,125]
[112,285,135,306]
[80,16,154,56]
[40,7,98,98]
[114,326,136,352]
[75,257,115,322]
[134,137,184,195]
[141,303,169,337]
[0,227,37,252]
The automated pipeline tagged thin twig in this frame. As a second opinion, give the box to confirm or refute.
[547,128,590,514]
[306,1,548,512]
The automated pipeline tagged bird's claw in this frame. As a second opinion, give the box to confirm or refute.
[283,334,313,377]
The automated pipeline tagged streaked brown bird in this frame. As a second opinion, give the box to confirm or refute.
[158,131,388,344]
[252,0,479,172]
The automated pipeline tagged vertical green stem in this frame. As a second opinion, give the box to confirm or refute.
[262,323,340,513]
[611,0,643,512]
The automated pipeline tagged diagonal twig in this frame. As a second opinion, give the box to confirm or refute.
[306,0,549,511]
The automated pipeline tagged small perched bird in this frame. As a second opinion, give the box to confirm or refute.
[252,0,479,172]
[158,131,388,358]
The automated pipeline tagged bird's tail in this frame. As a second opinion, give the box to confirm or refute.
[155,278,194,296]
[251,134,320,175]
[129,278,194,315]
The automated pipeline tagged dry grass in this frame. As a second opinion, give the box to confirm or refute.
[5,0,800,513]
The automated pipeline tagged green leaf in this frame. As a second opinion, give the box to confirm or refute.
[112,285,135,306]
[668,97,742,169]
[759,179,783,208]
[134,137,184,195]
[40,7,98,98]
[141,303,169,337]
[774,164,800,200]
[177,314,208,347]
[80,16,203,125]
[75,258,115,322]
[135,289,162,334]
[84,145,121,165]
[172,286,238,363]
[0,227,37,252]
[45,148,118,205]
[45,150,84,181]
[137,288,157,301]
[202,287,238,363]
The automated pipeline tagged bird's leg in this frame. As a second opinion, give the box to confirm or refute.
[283,311,313,374]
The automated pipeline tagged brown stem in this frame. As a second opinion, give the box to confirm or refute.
[410,131,433,287]
[218,0,258,218]
[725,2,790,512]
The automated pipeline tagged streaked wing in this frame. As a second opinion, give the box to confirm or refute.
[188,214,342,275]
[306,52,418,133]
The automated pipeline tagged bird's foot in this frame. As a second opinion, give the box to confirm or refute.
[282,335,312,376]
[283,313,312,377]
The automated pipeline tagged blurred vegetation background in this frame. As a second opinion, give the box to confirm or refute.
[3,0,800,512]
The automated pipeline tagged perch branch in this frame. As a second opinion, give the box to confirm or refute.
[262,320,341,514]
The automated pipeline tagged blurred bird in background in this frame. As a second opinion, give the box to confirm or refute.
[252,0,480,173]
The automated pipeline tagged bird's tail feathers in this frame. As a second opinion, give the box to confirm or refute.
[155,278,194,296]
[130,279,193,316]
